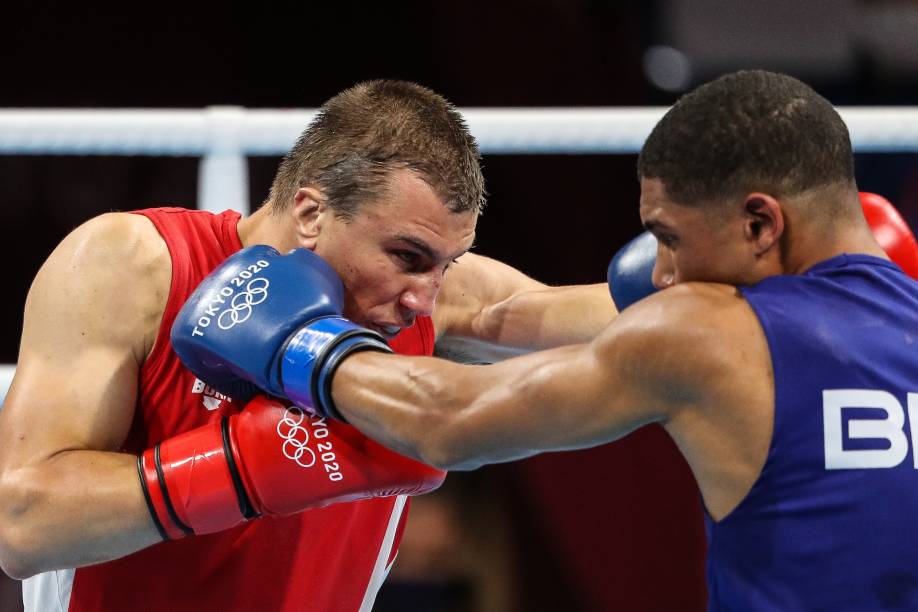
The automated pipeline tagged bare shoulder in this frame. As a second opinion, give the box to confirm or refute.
[62,212,168,272]
[594,282,767,411]
[41,212,169,278]
[25,212,171,360]
[1,213,172,460]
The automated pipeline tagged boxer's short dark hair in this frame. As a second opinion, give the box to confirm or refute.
[269,80,485,218]
[638,70,855,206]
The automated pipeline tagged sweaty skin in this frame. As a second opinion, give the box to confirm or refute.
[334,282,773,519]
[330,178,893,521]
[0,168,614,579]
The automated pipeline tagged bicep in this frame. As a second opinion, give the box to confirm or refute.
[433,252,545,339]
[481,283,616,349]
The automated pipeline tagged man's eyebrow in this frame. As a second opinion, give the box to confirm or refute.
[642,219,671,233]
[393,235,474,261]
[393,235,439,260]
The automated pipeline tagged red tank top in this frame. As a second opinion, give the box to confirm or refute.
[65,207,435,612]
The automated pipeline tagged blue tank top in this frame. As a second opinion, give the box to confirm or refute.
[706,254,918,611]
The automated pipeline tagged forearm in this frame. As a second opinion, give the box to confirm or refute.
[332,345,606,471]
[0,450,160,578]
[331,353,460,466]
[477,283,615,350]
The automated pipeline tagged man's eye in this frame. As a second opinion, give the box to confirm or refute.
[394,251,418,264]
[658,235,676,248]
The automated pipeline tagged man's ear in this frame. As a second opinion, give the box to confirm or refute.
[743,193,785,257]
[292,186,327,250]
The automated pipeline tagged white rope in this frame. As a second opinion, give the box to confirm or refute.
[2,106,918,155]
[0,105,917,402]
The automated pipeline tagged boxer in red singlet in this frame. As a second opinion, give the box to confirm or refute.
[0,81,612,611]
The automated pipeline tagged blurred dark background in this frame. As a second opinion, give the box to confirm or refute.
[1,1,916,610]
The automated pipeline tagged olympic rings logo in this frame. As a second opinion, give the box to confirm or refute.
[277,407,317,468]
[217,277,269,330]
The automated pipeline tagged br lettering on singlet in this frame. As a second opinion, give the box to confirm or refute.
[824,389,918,470]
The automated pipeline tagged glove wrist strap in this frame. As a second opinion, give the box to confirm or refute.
[280,317,392,420]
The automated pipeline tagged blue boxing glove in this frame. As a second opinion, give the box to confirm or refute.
[171,245,391,420]
[607,231,659,310]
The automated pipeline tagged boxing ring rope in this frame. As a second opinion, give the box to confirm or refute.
[0,105,917,403]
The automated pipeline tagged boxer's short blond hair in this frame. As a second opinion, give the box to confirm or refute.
[269,80,485,219]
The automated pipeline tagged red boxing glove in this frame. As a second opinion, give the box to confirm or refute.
[138,395,446,540]
[860,192,918,280]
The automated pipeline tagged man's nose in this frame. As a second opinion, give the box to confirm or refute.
[400,274,441,318]
[652,246,675,289]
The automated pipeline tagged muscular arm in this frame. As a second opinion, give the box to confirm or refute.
[0,213,169,578]
[334,288,706,470]
[433,252,615,362]
[333,282,766,490]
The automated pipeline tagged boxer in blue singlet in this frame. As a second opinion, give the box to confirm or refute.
[172,70,918,611]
